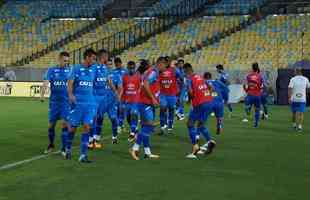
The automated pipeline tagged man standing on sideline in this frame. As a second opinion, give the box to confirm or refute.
[288,68,310,132]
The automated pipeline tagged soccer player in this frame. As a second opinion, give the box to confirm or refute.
[41,52,71,154]
[216,64,232,117]
[288,68,310,132]
[129,57,166,160]
[203,72,224,135]
[243,63,263,128]
[184,63,216,159]
[65,48,97,163]
[260,70,269,120]
[113,57,127,132]
[159,59,182,134]
[91,50,122,145]
[175,59,186,120]
[121,61,141,142]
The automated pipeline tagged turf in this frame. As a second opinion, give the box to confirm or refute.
[0,97,309,200]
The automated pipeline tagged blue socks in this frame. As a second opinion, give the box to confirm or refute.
[61,127,68,151]
[160,107,167,127]
[254,108,260,127]
[198,126,211,142]
[48,128,55,145]
[111,118,118,137]
[188,126,197,145]
[66,131,75,152]
[168,108,175,128]
[80,133,89,156]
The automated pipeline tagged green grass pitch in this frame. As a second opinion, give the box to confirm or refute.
[0,97,309,200]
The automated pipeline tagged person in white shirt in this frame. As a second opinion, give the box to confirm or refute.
[288,68,310,131]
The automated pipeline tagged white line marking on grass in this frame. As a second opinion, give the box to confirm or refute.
[0,151,60,171]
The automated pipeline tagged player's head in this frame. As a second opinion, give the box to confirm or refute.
[183,63,193,75]
[165,56,171,68]
[58,51,70,67]
[127,61,136,75]
[203,72,212,80]
[97,49,109,64]
[137,59,150,74]
[294,67,303,75]
[114,57,122,68]
[252,62,260,73]
[107,58,113,69]
[156,56,167,72]
[83,48,96,67]
[216,64,224,73]
[177,59,184,68]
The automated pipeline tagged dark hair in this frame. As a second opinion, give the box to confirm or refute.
[83,48,96,59]
[252,62,260,73]
[127,61,136,66]
[183,63,193,71]
[164,56,170,63]
[216,64,224,70]
[59,51,70,57]
[204,72,212,79]
[157,56,166,64]
[177,59,184,64]
[138,59,150,74]
[97,49,108,57]
[114,57,122,64]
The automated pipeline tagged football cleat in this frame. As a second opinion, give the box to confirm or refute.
[159,125,167,135]
[129,149,140,160]
[205,140,216,155]
[167,128,173,134]
[242,118,249,122]
[44,144,55,154]
[144,154,160,159]
[128,134,136,143]
[112,138,118,144]
[186,153,198,159]
[78,155,92,163]
[65,150,72,160]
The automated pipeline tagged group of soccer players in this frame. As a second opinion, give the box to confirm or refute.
[42,47,279,163]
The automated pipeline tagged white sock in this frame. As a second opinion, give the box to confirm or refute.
[132,143,140,151]
[144,147,151,155]
[112,136,117,140]
[298,124,302,129]
[94,135,101,141]
[89,137,94,143]
[130,132,135,136]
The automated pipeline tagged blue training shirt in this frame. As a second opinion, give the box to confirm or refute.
[207,80,224,103]
[69,64,96,105]
[44,66,71,103]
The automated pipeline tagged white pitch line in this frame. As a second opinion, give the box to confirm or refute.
[0,151,60,171]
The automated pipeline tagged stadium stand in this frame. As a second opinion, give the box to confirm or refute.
[184,14,310,70]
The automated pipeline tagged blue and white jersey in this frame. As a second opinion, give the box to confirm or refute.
[43,66,71,103]
[69,64,96,105]
[112,67,127,89]
[217,71,230,94]
[207,80,224,103]
[93,64,113,97]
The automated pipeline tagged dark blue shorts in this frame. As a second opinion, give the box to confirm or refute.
[291,102,306,113]
[48,101,70,123]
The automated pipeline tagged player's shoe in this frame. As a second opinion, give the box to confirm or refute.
[242,118,249,122]
[159,125,167,135]
[176,113,185,121]
[44,144,55,154]
[128,133,136,143]
[60,148,66,157]
[144,154,160,159]
[186,153,198,159]
[205,140,216,155]
[78,155,92,163]
[129,149,140,160]
[88,142,95,149]
[167,127,173,134]
[94,140,103,149]
[112,138,118,144]
[65,150,72,160]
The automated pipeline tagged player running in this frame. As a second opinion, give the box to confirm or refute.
[65,48,97,163]
[121,61,141,142]
[203,72,224,135]
[260,70,269,120]
[288,68,310,132]
[243,63,263,128]
[216,64,233,117]
[159,59,182,134]
[129,57,166,160]
[41,52,71,155]
[184,63,216,159]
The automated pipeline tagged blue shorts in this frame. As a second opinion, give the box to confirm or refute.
[97,99,118,120]
[123,102,139,117]
[137,104,155,123]
[245,95,261,109]
[160,95,177,109]
[291,102,306,113]
[212,100,224,118]
[261,94,268,105]
[189,102,213,122]
[68,104,96,127]
[221,90,229,103]
[48,101,70,123]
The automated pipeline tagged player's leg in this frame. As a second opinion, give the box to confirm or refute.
[45,102,60,153]
[261,95,268,120]
[176,89,185,120]
[117,102,126,131]
[291,102,297,129]
[215,101,224,135]
[167,96,177,133]
[242,96,251,122]
[186,108,199,159]
[223,92,233,117]
[128,104,139,142]
[159,95,168,135]
[253,96,261,128]
[296,103,306,131]
[108,102,119,144]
